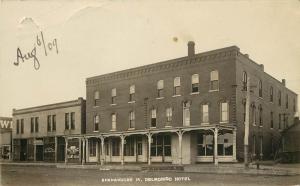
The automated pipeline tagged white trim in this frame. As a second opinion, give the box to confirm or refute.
[172,95,181,97]
[190,92,199,95]
[128,101,136,104]
[156,97,164,100]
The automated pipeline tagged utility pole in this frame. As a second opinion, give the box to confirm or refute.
[244,77,250,168]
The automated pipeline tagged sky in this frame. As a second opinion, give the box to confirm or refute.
[0,0,300,117]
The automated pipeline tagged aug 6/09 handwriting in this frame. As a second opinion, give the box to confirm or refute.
[13,31,58,70]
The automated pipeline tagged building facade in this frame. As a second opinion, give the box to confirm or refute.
[12,98,86,163]
[0,117,13,161]
[84,42,298,165]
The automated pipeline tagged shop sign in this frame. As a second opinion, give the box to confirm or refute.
[34,140,44,145]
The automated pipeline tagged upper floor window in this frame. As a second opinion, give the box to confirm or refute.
[94,91,100,106]
[65,113,69,130]
[94,115,99,131]
[112,113,116,131]
[157,80,164,98]
[21,119,24,134]
[259,105,263,127]
[70,112,75,130]
[166,107,172,124]
[278,91,282,106]
[278,114,281,130]
[151,109,157,127]
[183,101,190,126]
[31,117,35,133]
[129,111,135,129]
[52,115,56,131]
[111,88,116,104]
[129,85,135,102]
[286,94,289,109]
[258,80,263,98]
[242,71,247,91]
[191,74,199,93]
[270,86,273,102]
[202,104,209,124]
[47,116,51,132]
[251,105,256,126]
[220,102,229,123]
[35,117,39,132]
[293,98,296,112]
[270,111,274,129]
[174,77,181,96]
[16,119,19,134]
[210,70,219,91]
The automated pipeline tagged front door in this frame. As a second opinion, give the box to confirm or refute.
[57,137,65,162]
[136,136,143,162]
[20,139,27,161]
[36,145,44,161]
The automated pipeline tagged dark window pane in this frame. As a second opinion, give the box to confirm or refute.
[164,146,171,156]
[218,144,224,156]
[206,144,213,156]
[197,145,205,156]
[225,144,233,155]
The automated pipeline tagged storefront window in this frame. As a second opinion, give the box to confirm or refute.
[112,138,120,156]
[124,137,134,156]
[151,134,171,157]
[89,139,97,157]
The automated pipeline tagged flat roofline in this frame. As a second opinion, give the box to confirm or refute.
[86,45,239,82]
[13,97,85,115]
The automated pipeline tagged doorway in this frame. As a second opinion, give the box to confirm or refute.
[20,139,27,161]
[36,145,44,161]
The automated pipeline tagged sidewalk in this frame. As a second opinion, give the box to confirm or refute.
[1,161,299,176]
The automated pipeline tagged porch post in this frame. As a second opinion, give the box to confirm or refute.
[177,131,183,165]
[33,138,36,162]
[121,135,125,165]
[86,138,89,163]
[100,136,105,165]
[233,128,237,161]
[79,137,82,163]
[82,138,85,165]
[54,136,58,163]
[147,133,152,165]
[214,127,219,165]
[64,137,68,164]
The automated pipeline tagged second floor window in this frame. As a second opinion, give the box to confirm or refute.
[94,115,99,131]
[220,102,229,123]
[242,71,247,91]
[35,117,39,132]
[157,80,164,98]
[251,105,256,125]
[151,109,157,127]
[112,113,116,130]
[259,80,263,98]
[270,86,273,102]
[286,94,289,109]
[293,98,296,112]
[111,88,116,104]
[279,114,281,129]
[278,91,282,106]
[129,85,135,102]
[270,112,274,129]
[52,115,56,131]
[191,74,199,93]
[31,117,39,133]
[31,117,35,133]
[202,104,209,123]
[210,70,219,91]
[65,113,69,130]
[94,91,100,106]
[70,112,75,130]
[129,111,135,129]
[166,107,172,123]
[47,116,51,132]
[16,120,19,134]
[21,119,24,134]
[173,77,181,96]
[259,105,263,127]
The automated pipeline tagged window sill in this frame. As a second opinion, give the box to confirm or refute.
[201,122,210,125]
[165,125,172,128]
[110,129,116,132]
[150,127,157,129]
[128,101,135,104]
[172,95,181,97]
[93,106,99,108]
[110,104,117,106]
[93,130,99,132]
[209,89,219,92]
[190,92,199,95]
[220,121,229,124]
[156,97,164,100]
[128,128,135,130]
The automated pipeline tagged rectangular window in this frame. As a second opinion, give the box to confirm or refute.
[259,106,263,127]
[166,107,172,123]
[157,80,164,98]
[183,102,190,126]
[253,135,256,155]
[89,140,97,157]
[16,120,19,134]
[220,102,229,123]
[151,109,157,127]
[286,94,289,109]
[47,115,51,132]
[112,113,116,130]
[210,70,219,91]
[293,98,296,112]
[65,113,69,130]
[191,74,199,93]
[105,142,109,156]
[111,88,116,104]
[259,80,263,98]
[94,91,100,106]
[252,106,256,126]
[21,119,24,134]
[124,137,135,156]
[202,104,209,123]
[197,132,214,156]
[35,117,39,132]
[52,115,56,131]
[278,91,282,106]
[70,112,75,130]
[151,135,171,157]
[270,87,273,102]
[112,138,120,156]
[129,111,135,129]
[94,115,99,131]
[270,112,274,129]
[173,77,181,95]
[129,85,135,102]
[279,114,281,129]
[31,117,35,133]
[137,136,143,155]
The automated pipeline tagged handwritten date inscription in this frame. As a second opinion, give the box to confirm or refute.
[14,31,58,70]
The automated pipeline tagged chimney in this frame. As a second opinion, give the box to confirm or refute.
[259,64,264,71]
[244,54,249,58]
[282,79,286,86]
[188,41,195,57]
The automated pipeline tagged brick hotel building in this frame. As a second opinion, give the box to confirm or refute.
[83,42,297,165]
[10,42,298,165]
